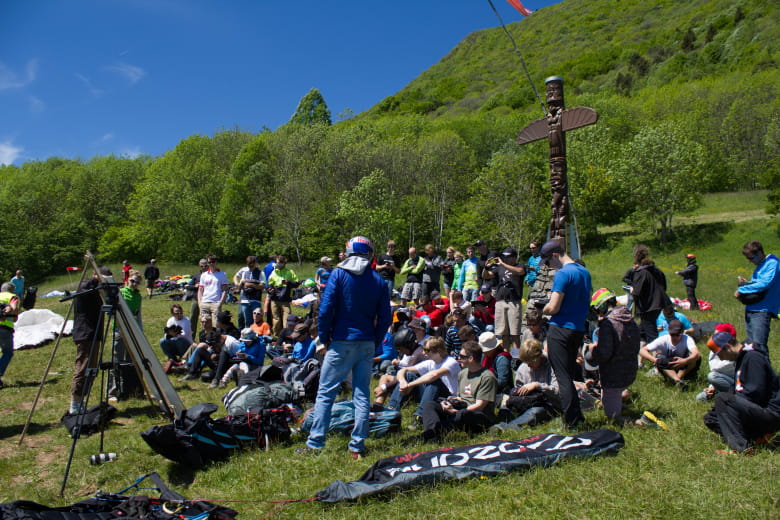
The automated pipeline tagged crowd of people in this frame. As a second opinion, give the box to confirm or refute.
[46,237,780,458]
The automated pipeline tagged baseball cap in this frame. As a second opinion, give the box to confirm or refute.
[539,240,564,264]
[408,318,426,330]
[501,247,517,258]
[667,320,683,335]
[290,322,310,340]
[707,331,734,354]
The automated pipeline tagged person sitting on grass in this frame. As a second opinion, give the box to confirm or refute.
[639,319,701,390]
[387,336,460,430]
[491,338,560,432]
[696,323,737,402]
[656,305,694,337]
[479,331,513,395]
[417,340,497,442]
[703,329,780,454]
[159,303,193,364]
[373,327,426,407]
[215,329,266,388]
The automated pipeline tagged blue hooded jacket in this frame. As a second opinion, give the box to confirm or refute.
[318,256,392,348]
[738,253,780,314]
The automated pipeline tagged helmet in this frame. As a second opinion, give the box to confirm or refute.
[345,236,374,256]
[393,327,417,352]
[590,288,616,311]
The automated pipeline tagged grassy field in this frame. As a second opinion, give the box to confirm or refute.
[0,217,778,519]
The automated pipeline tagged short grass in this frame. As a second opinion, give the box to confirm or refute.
[0,219,779,519]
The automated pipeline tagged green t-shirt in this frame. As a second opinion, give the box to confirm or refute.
[120,286,142,315]
[458,367,497,410]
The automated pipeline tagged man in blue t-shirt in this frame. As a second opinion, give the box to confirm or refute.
[541,239,592,429]
[656,305,693,337]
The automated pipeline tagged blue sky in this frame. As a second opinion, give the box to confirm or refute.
[0,0,559,166]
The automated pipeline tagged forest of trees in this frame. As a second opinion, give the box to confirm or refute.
[0,0,777,280]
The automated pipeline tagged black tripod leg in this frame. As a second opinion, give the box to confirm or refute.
[60,306,113,496]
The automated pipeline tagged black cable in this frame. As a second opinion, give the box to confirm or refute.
[485,0,547,115]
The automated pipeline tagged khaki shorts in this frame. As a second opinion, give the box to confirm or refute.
[495,300,521,336]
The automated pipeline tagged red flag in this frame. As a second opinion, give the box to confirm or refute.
[506,0,533,16]
[66,267,82,271]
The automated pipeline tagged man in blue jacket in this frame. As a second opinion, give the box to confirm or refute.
[735,240,780,359]
[302,236,391,459]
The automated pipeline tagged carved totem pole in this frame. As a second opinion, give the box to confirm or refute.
[517,76,598,257]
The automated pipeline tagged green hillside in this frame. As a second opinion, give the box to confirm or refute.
[368,0,779,119]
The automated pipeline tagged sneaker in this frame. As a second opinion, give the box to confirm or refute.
[645,367,659,377]
[635,411,669,431]
[489,424,506,435]
[406,416,423,431]
[208,380,219,389]
[217,381,227,389]
[349,450,364,461]
[295,446,321,456]
[675,380,689,392]
[180,374,198,381]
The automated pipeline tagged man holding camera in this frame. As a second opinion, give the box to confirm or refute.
[482,247,525,357]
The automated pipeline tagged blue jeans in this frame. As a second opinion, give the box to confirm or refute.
[159,336,190,360]
[744,310,771,358]
[387,373,450,417]
[384,279,395,301]
[502,406,552,429]
[0,328,13,377]
[239,300,262,331]
[306,340,374,452]
[708,371,735,393]
[463,288,478,303]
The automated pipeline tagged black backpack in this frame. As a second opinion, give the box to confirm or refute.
[141,403,294,467]
[22,286,36,310]
[61,404,118,437]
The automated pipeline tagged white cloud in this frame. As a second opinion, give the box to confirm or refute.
[0,59,38,90]
[100,133,114,143]
[28,95,45,113]
[117,146,141,158]
[106,62,146,84]
[0,141,23,166]
[75,73,103,96]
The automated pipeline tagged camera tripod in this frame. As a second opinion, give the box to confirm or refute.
[18,252,185,496]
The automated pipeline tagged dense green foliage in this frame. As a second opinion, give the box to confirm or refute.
[0,0,778,281]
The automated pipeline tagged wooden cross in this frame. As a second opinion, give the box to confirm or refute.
[517,76,598,253]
